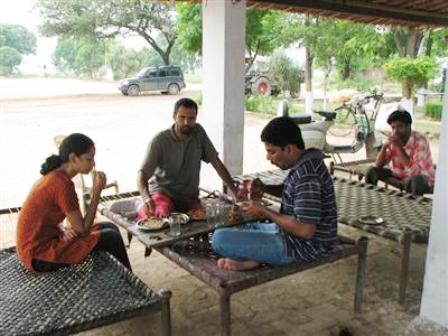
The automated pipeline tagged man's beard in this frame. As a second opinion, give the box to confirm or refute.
[180,125,193,134]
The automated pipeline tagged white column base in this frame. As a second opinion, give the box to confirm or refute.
[305,91,313,116]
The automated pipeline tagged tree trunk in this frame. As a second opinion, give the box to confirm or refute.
[393,27,424,58]
[161,52,170,65]
[392,27,424,102]
[304,45,314,115]
[305,46,313,92]
[402,78,412,99]
[425,30,433,57]
[323,59,332,109]
[245,54,256,74]
[341,56,350,80]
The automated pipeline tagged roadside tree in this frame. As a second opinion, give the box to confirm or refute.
[268,52,302,97]
[108,44,149,80]
[37,0,177,65]
[384,56,438,99]
[177,4,288,73]
[0,46,22,75]
[53,38,106,78]
[0,24,36,55]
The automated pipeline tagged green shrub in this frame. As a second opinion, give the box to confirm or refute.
[334,75,375,92]
[245,95,305,115]
[184,73,202,84]
[245,95,276,115]
[197,94,305,116]
[194,94,202,106]
[425,101,443,120]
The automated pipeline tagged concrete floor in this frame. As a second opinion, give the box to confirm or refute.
[74,223,436,336]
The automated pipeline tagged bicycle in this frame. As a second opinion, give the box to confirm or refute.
[279,91,384,163]
[327,92,384,140]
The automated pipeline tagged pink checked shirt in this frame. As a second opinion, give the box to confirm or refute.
[385,131,435,186]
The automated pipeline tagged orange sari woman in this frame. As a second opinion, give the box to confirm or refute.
[16,133,131,272]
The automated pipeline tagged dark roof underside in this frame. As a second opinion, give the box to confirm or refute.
[248,0,448,28]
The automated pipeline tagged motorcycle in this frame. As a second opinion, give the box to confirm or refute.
[278,92,384,163]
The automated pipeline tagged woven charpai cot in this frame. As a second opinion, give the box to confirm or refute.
[235,169,432,244]
[333,177,432,243]
[0,249,161,336]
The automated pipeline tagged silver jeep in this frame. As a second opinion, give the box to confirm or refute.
[118,65,186,96]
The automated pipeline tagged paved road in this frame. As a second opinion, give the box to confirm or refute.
[0,84,275,207]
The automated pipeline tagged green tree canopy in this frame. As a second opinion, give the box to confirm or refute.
[0,46,22,75]
[176,4,288,72]
[37,0,177,65]
[384,56,438,98]
[268,52,302,97]
[107,44,149,80]
[53,37,105,78]
[0,24,37,55]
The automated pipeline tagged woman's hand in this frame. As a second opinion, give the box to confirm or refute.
[92,170,107,192]
[59,222,78,241]
[61,228,78,242]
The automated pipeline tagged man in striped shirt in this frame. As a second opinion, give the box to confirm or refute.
[365,110,435,196]
[212,117,337,271]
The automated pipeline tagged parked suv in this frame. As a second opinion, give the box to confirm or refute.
[118,65,186,96]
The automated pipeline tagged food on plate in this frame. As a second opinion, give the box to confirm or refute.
[188,208,207,221]
[137,217,168,231]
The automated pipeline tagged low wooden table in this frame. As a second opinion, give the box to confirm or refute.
[98,193,265,250]
[236,169,432,305]
[155,236,367,336]
[100,193,368,336]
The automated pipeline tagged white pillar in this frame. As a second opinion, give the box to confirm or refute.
[305,90,313,116]
[420,77,448,328]
[201,0,246,190]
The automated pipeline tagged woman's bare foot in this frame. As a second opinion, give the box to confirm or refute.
[217,258,260,271]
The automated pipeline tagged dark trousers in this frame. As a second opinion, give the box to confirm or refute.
[32,222,132,272]
[365,166,432,196]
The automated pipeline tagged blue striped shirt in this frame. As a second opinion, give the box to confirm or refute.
[280,149,337,262]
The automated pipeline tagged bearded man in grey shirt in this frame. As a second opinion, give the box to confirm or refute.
[137,98,239,218]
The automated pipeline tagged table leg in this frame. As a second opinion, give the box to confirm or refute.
[220,294,231,336]
[399,230,413,306]
[126,232,133,247]
[159,289,172,336]
[354,236,368,314]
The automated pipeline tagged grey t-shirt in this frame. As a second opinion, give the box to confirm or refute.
[140,123,218,201]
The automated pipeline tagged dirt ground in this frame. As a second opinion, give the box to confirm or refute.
[1,78,446,335]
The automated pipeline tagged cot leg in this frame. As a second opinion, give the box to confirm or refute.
[399,230,412,306]
[127,232,133,247]
[159,289,172,336]
[220,294,231,336]
[354,237,368,314]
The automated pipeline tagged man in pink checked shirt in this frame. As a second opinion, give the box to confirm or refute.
[365,110,435,196]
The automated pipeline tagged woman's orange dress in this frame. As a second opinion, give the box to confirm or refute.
[16,170,100,272]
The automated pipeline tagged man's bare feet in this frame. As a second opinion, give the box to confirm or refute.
[217,258,260,271]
